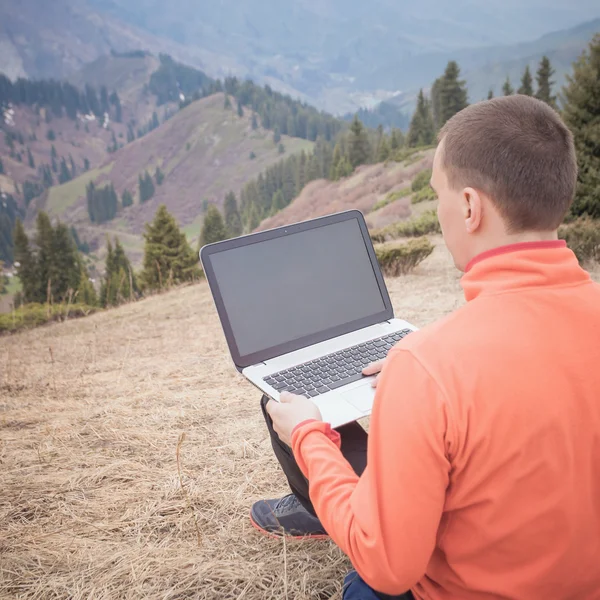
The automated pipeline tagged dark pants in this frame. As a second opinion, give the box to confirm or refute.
[260,396,414,600]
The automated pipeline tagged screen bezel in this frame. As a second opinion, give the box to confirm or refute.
[200,210,394,371]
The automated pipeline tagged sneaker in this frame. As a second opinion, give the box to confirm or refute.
[250,494,329,539]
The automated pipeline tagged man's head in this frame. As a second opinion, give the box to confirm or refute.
[431,95,577,271]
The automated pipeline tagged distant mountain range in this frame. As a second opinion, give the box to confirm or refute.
[1,0,598,114]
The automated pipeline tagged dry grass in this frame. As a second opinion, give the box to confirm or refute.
[2,241,597,598]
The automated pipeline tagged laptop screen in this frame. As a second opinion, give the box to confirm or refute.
[208,215,387,362]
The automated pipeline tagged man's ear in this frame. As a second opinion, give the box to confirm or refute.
[463,187,482,234]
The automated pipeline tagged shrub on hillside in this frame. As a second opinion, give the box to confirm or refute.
[0,302,100,334]
[371,186,411,212]
[411,168,432,192]
[412,186,437,204]
[375,237,434,276]
[558,217,600,264]
[390,147,424,163]
[370,210,441,243]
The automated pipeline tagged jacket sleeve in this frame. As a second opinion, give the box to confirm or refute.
[291,348,454,594]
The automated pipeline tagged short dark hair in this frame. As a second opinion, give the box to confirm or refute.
[438,95,577,232]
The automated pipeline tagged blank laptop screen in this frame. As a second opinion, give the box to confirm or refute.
[209,217,386,358]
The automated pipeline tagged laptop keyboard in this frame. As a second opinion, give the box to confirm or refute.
[263,329,413,398]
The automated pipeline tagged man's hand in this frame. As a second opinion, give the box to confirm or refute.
[362,359,385,387]
[266,392,322,446]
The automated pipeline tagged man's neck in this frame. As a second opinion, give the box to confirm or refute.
[467,229,559,266]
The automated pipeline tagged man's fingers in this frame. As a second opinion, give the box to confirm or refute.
[279,391,294,403]
[371,374,380,388]
[362,359,384,376]
[265,399,279,418]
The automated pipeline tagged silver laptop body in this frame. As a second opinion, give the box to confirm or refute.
[200,210,417,428]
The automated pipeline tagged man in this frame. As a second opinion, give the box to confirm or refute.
[251,95,600,599]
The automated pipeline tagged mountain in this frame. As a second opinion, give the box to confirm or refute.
[379,17,600,107]
[85,0,600,111]
[0,0,231,82]
[29,93,313,265]
[2,0,598,114]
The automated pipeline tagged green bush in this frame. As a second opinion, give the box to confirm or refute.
[369,228,386,244]
[390,210,441,238]
[375,237,434,276]
[411,186,437,204]
[0,302,100,334]
[371,186,411,212]
[411,168,432,192]
[370,210,441,243]
[390,147,421,163]
[558,217,600,264]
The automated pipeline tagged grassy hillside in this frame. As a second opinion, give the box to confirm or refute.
[0,104,130,202]
[38,93,313,265]
[258,149,435,233]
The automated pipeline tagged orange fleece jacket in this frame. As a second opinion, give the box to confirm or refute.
[291,242,600,599]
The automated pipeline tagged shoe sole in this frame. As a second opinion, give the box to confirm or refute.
[249,510,329,541]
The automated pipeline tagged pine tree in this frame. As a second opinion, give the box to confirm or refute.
[100,237,137,306]
[224,94,232,110]
[407,89,435,147]
[51,221,81,299]
[139,171,155,202]
[127,124,135,143]
[518,65,534,96]
[278,143,285,154]
[487,89,494,100]
[223,191,242,237]
[535,56,557,107]
[83,157,90,171]
[237,100,244,117]
[69,155,76,178]
[76,265,97,306]
[0,158,3,174]
[47,129,56,141]
[200,204,228,247]
[502,76,514,96]
[562,34,600,218]
[34,211,55,301]
[251,113,258,129]
[436,61,468,127]
[390,128,403,151]
[273,125,281,144]
[141,205,201,290]
[270,189,285,213]
[18,212,82,303]
[13,219,37,303]
[377,136,391,162]
[41,165,53,187]
[121,189,134,208]
[155,166,165,185]
[330,143,343,179]
[347,116,371,168]
[59,158,71,184]
[247,203,261,231]
[27,147,35,169]
[431,77,443,130]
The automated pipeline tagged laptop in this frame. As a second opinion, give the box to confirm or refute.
[200,209,417,428]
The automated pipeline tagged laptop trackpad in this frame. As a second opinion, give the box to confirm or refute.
[341,382,376,415]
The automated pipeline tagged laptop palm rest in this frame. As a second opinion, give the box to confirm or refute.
[340,382,377,414]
